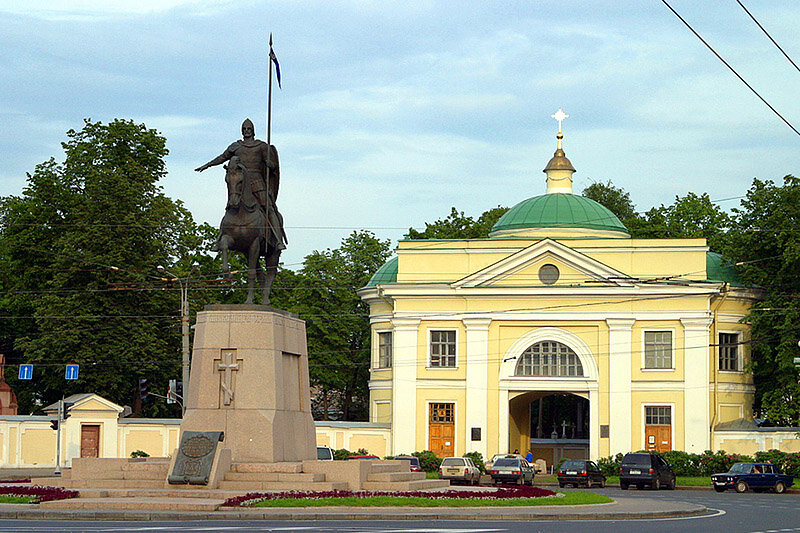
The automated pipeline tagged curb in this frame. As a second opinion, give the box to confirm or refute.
[0,502,708,522]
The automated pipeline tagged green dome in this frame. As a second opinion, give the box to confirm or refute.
[490,193,629,236]
[706,252,743,286]
[365,256,398,288]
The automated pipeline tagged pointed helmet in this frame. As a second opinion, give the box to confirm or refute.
[241,118,255,133]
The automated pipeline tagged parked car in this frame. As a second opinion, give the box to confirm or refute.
[393,455,422,472]
[439,456,481,485]
[619,452,676,490]
[316,445,334,461]
[488,457,535,485]
[485,453,524,471]
[711,462,794,493]
[557,459,606,488]
[346,455,380,460]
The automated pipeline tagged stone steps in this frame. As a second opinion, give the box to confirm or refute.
[231,462,303,473]
[216,479,348,491]
[361,479,450,491]
[224,471,325,483]
[366,471,426,482]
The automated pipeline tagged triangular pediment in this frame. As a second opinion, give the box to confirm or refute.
[452,239,633,288]
[43,393,123,415]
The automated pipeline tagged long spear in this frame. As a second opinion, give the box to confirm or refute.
[267,33,281,146]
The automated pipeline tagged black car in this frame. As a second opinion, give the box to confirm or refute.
[711,462,794,493]
[619,452,676,490]
[557,459,606,488]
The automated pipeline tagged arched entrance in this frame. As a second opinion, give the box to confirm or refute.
[499,328,599,466]
[509,392,589,469]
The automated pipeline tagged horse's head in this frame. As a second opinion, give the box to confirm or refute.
[224,156,246,208]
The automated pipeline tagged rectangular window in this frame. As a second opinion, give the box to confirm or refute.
[644,331,672,369]
[430,402,454,423]
[377,331,392,368]
[719,332,740,371]
[430,330,456,368]
[645,406,671,425]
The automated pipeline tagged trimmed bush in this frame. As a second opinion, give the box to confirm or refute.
[411,450,442,472]
[464,451,486,473]
[597,453,624,477]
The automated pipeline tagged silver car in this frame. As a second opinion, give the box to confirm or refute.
[439,456,481,485]
[489,457,535,485]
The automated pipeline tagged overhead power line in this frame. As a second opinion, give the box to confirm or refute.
[660,0,800,137]
[737,0,800,75]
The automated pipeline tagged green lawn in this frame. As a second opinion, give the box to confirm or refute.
[0,495,38,504]
[250,491,611,507]
[604,476,710,487]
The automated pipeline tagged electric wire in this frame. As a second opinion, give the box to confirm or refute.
[736,0,800,75]
[660,0,800,137]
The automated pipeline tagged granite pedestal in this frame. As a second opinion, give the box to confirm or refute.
[179,305,316,463]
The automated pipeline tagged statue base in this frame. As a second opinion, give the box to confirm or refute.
[180,305,316,463]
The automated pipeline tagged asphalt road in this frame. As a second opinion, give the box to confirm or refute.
[0,487,796,533]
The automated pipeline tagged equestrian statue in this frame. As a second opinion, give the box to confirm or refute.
[195,118,288,305]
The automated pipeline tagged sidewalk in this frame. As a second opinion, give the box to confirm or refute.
[0,496,707,521]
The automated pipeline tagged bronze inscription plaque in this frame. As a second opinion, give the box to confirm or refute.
[168,431,224,485]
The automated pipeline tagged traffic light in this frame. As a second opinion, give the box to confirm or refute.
[50,419,58,430]
[138,378,149,403]
[62,401,74,420]
[167,379,176,404]
[175,381,183,400]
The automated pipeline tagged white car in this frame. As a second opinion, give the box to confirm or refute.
[485,453,524,471]
[316,446,334,460]
[439,456,481,485]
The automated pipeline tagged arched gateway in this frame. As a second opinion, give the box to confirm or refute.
[499,328,599,464]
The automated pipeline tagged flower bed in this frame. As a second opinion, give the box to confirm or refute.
[0,485,79,503]
[224,485,557,507]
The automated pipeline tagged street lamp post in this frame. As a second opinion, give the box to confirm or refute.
[158,264,198,416]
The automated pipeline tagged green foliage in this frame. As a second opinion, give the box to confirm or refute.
[0,119,206,416]
[662,450,701,476]
[753,449,800,476]
[333,448,352,461]
[130,450,150,458]
[411,450,443,472]
[405,206,508,240]
[286,231,391,420]
[597,453,624,477]
[464,451,485,473]
[582,181,637,222]
[720,176,800,425]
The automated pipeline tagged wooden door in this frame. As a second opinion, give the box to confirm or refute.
[645,425,671,453]
[80,425,100,458]
[429,403,455,458]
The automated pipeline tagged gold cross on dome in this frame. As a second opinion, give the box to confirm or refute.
[551,108,569,132]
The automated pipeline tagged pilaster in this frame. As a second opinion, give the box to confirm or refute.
[463,317,492,457]
[682,317,713,452]
[606,318,635,455]
[390,318,420,455]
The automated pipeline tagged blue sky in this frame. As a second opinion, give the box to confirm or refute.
[1,1,798,268]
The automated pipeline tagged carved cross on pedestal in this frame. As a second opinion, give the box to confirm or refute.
[216,349,241,406]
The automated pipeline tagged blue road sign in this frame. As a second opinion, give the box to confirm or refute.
[18,364,33,380]
[65,364,79,380]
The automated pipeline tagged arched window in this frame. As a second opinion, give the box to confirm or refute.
[515,341,584,377]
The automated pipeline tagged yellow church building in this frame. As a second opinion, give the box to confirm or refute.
[358,114,761,464]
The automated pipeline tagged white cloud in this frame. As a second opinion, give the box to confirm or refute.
[0,0,235,20]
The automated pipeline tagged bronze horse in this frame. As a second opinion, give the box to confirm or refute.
[215,156,281,304]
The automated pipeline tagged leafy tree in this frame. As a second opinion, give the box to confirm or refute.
[722,175,800,425]
[406,206,508,240]
[288,231,391,420]
[0,119,202,416]
[582,181,638,222]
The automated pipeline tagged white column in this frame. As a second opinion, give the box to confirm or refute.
[463,318,492,457]
[498,389,509,454]
[682,317,712,453]
[391,318,420,455]
[589,387,600,460]
[606,319,635,455]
